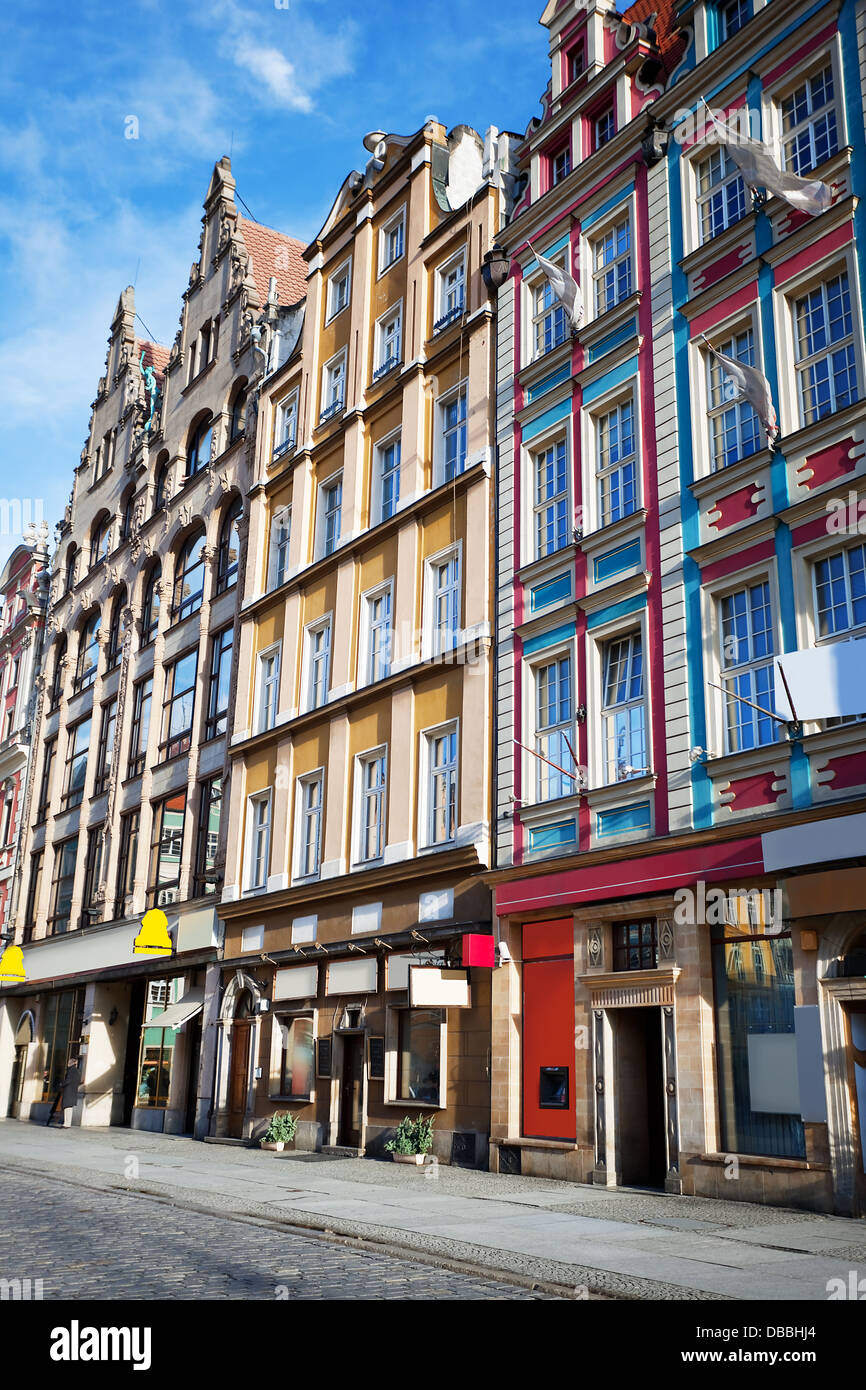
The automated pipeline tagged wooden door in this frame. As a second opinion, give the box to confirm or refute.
[227,1020,251,1138]
[339,1035,364,1148]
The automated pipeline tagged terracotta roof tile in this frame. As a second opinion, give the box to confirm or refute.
[623,0,687,73]
[135,338,170,380]
[238,216,307,307]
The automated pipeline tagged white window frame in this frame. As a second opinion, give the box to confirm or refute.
[269,1008,317,1102]
[321,350,347,421]
[373,431,401,524]
[526,256,569,364]
[716,578,779,754]
[700,320,764,472]
[524,640,578,805]
[590,388,640,531]
[791,270,860,429]
[423,544,462,659]
[524,422,572,563]
[378,207,406,275]
[586,608,651,789]
[694,144,747,246]
[274,392,298,459]
[719,0,750,40]
[326,257,352,322]
[585,202,634,321]
[374,301,402,378]
[434,382,468,488]
[774,56,841,180]
[701,561,782,761]
[353,745,388,865]
[267,504,291,590]
[316,472,343,558]
[435,250,466,331]
[294,770,324,881]
[303,616,332,712]
[255,642,281,734]
[687,305,764,480]
[360,580,394,686]
[245,789,272,892]
[594,107,615,151]
[420,720,459,849]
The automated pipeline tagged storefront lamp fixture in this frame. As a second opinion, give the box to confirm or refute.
[481,245,510,293]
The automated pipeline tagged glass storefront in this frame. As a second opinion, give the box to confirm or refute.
[712,928,806,1159]
[136,1028,174,1108]
[40,988,84,1102]
[397,1009,441,1103]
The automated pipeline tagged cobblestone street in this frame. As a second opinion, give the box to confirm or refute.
[0,1168,557,1300]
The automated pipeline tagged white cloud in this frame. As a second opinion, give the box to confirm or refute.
[233,39,313,113]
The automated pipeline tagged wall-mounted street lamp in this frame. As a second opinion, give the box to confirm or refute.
[481,245,510,294]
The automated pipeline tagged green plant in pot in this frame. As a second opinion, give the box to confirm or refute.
[260,1112,298,1151]
[385,1115,435,1164]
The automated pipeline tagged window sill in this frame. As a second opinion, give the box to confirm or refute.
[383,1099,445,1110]
[679,209,756,284]
[517,336,573,396]
[778,398,866,472]
[584,772,656,809]
[579,289,641,353]
[181,358,217,396]
[688,447,773,503]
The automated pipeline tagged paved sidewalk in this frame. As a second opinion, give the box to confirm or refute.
[2,1120,863,1300]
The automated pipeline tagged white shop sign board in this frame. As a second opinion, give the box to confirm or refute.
[326,957,378,994]
[774,642,866,721]
[273,964,319,1000]
[409,966,471,1008]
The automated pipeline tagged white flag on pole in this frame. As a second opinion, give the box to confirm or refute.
[700,99,832,218]
[701,334,779,447]
[527,240,584,329]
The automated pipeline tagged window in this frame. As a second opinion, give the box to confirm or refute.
[780,64,838,178]
[720,0,750,38]
[187,418,213,476]
[374,305,402,379]
[154,462,170,511]
[49,639,66,707]
[357,749,386,862]
[37,737,57,820]
[105,590,126,669]
[120,491,135,543]
[75,612,100,691]
[441,388,467,482]
[306,621,331,710]
[49,836,78,934]
[173,531,207,621]
[65,547,78,594]
[94,698,117,795]
[719,581,776,751]
[594,107,615,149]
[318,476,342,557]
[268,505,292,589]
[596,398,638,526]
[40,987,84,1098]
[794,273,858,425]
[274,395,297,459]
[320,353,346,422]
[592,216,632,315]
[696,146,746,242]
[814,544,866,638]
[534,655,574,801]
[229,385,247,443]
[257,645,281,732]
[194,777,222,896]
[246,791,272,890]
[216,496,242,593]
[161,650,198,760]
[24,849,43,928]
[275,1016,314,1098]
[435,253,465,331]
[531,264,568,358]
[116,809,139,913]
[380,210,405,273]
[365,587,392,683]
[128,676,153,778]
[90,516,111,569]
[327,259,351,320]
[63,717,91,809]
[426,725,457,845]
[136,1028,174,1110]
[1,791,14,846]
[397,1009,441,1103]
[297,774,323,878]
[601,632,647,781]
[552,146,571,184]
[566,43,584,84]
[706,327,762,469]
[533,438,569,558]
[614,920,658,972]
[148,791,186,907]
[377,438,401,522]
[81,825,104,926]
[428,551,460,656]
[141,565,161,645]
[206,626,233,739]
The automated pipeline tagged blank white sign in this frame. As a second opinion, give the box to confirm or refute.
[273,963,319,1000]
[747,1032,800,1114]
[409,966,471,1008]
[774,643,866,721]
[326,957,378,994]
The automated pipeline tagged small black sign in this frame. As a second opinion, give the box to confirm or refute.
[317,1036,332,1078]
[368,1035,385,1079]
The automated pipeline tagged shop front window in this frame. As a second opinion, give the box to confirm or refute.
[711,927,806,1159]
[136,1029,174,1108]
[40,988,84,1102]
[397,1009,441,1104]
[277,1015,314,1097]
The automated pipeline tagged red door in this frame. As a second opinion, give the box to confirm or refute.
[522,919,576,1140]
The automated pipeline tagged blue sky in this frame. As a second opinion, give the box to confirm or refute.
[0,0,550,571]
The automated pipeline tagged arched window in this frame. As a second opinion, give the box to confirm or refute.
[216,497,242,594]
[90,515,111,568]
[106,588,127,668]
[187,418,213,477]
[142,564,162,645]
[229,383,247,443]
[154,458,170,512]
[173,529,207,620]
[65,546,78,594]
[120,490,136,543]
[75,611,101,690]
[50,637,67,707]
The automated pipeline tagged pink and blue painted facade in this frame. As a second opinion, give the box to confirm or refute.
[488,0,866,1216]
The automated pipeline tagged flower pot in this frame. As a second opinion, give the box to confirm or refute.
[260,1140,285,1152]
[392,1151,426,1165]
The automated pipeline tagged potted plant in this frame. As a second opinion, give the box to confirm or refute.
[259,1112,298,1152]
[384,1115,435,1165]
